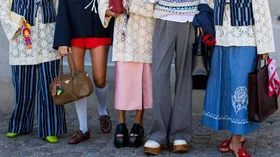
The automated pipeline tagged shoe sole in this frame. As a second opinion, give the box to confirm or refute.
[6,134,19,138]
[68,136,90,144]
[173,144,189,153]
[144,147,161,155]
[46,138,58,143]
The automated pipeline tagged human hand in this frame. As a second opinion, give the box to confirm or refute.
[58,46,72,56]
[105,6,118,17]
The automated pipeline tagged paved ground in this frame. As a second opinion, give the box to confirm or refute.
[0,81,280,157]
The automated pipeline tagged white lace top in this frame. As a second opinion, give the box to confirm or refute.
[98,0,155,63]
[208,0,275,54]
[0,0,60,65]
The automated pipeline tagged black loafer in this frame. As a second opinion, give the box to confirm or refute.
[114,123,129,148]
[128,124,144,147]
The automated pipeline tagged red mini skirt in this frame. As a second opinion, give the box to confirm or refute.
[71,38,112,49]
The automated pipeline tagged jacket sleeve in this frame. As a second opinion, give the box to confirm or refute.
[252,0,275,54]
[0,0,25,40]
[193,4,215,36]
[97,0,112,28]
[53,0,71,49]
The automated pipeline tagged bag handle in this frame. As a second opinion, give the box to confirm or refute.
[57,49,77,80]
[253,55,269,72]
[196,27,203,55]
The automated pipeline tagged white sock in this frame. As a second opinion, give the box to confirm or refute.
[74,97,88,133]
[95,84,108,116]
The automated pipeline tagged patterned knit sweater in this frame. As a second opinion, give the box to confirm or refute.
[153,0,207,18]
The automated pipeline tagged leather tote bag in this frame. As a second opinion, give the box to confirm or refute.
[192,27,210,89]
[248,55,278,122]
[50,54,94,105]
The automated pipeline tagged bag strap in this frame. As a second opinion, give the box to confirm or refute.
[57,49,77,80]
[196,27,203,55]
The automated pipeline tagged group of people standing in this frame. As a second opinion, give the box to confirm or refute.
[0,0,275,157]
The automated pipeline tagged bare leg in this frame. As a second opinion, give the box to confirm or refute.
[231,135,242,157]
[89,45,109,88]
[89,45,112,133]
[69,46,86,71]
[118,110,126,124]
[134,110,144,125]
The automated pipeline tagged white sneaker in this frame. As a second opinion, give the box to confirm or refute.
[173,140,189,153]
[144,140,160,148]
[144,140,161,155]
[173,140,187,146]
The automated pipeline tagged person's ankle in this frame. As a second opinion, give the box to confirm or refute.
[98,108,108,116]
[230,142,242,157]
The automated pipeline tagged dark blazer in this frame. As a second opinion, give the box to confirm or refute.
[53,0,114,49]
[193,4,215,36]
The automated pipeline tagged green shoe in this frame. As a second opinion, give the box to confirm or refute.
[6,132,19,138]
[46,136,58,143]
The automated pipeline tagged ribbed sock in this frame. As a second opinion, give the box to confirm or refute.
[74,97,88,133]
[95,84,109,116]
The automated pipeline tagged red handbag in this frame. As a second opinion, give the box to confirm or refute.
[109,0,124,14]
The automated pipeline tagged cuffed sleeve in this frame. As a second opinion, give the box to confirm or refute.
[143,0,159,3]
[252,0,275,54]
[53,0,71,49]
[0,0,25,40]
[207,0,214,9]
[97,0,112,28]
[199,0,208,4]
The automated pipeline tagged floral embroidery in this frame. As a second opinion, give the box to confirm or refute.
[232,86,248,115]
[202,111,249,124]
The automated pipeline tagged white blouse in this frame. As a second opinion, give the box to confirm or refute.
[0,0,60,65]
[208,0,275,54]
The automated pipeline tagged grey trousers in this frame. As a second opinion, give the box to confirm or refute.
[148,19,195,144]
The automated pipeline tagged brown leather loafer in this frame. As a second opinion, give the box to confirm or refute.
[99,115,112,134]
[68,130,90,144]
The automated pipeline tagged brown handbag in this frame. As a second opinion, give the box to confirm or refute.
[109,0,124,14]
[50,54,94,105]
[248,55,278,122]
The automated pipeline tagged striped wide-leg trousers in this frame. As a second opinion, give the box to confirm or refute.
[8,60,67,138]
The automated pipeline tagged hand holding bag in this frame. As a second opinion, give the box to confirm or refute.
[248,55,278,122]
[109,0,124,14]
[192,27,210,89]
[50,54,94,105]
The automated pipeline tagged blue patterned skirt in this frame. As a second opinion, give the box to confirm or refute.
[202,46,260,135]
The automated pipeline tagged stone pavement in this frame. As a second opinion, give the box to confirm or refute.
[0,81,280,157]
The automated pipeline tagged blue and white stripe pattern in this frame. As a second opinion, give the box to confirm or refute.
[11,0,56,26]
[214,0,255,26]
[155,0,200,14]
[9,60,67,138]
